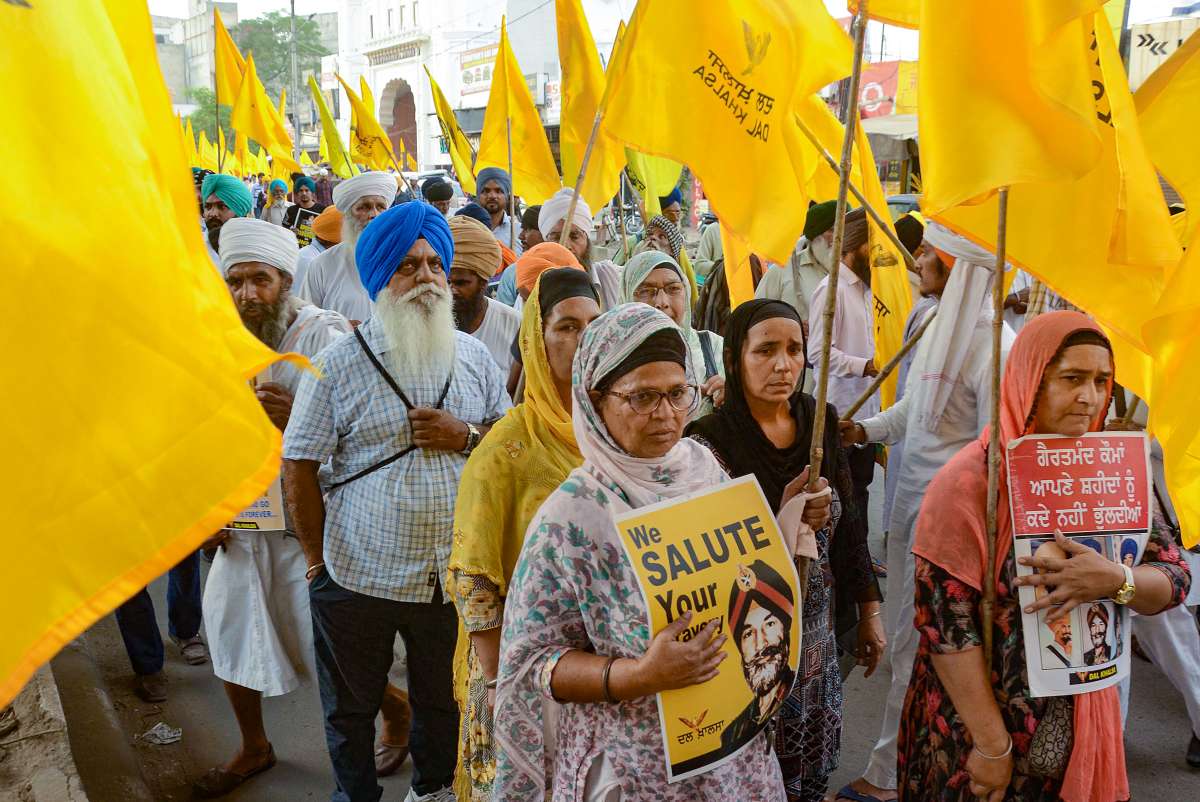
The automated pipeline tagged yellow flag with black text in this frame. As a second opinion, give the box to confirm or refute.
[1,0,290,707]
[602,0,851,268]
[476,18,561,204]
[425,66,476,194]
[340,75,397,172]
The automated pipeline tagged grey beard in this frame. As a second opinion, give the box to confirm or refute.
[242,293,297,349]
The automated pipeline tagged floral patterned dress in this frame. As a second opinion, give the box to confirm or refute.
[491,466,787,801]
[897,520,1190,801]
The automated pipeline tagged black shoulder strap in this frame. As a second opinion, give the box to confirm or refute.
[328,328,454,491]
[699,330,719,380]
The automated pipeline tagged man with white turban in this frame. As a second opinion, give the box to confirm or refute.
[832,221,1015,802]
[537,187,622,310]
[193,218,351,799]
[283,202,510,802]
[297,171,398,325]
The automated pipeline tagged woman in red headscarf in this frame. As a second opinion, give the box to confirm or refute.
[896,311,1190,801]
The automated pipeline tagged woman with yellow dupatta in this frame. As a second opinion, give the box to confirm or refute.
[448,267,602,801]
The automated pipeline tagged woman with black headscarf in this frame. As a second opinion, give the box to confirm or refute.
[686,299,884,802]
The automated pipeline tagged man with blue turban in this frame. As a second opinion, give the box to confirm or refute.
[658,185,684,227]
[200,173,253,264]
[283,174,327,246]
[474,166,523,256]
[283,199,510,802]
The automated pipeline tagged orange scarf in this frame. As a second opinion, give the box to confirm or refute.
[913,311,1126,802]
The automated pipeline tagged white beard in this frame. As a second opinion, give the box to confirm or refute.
[809,237,835,272]
[341,215,365,249]
[374,282,457,392]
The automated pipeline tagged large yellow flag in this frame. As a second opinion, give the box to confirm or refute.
[1135,30,1200,246]
[231,54,302,176]
[917,1,1107,215]
[213,7,245,106]
[556,0,624,213]
[360,76,375,117]
[339,75,398,172]
[937,16,1179,400]
[308,75,355,179]
[476,18,561,204]
[184,117,199,167]
[2,0,289,706]
[1144,229,1200,547]
[425,67,476,194]
[601,0,850,270]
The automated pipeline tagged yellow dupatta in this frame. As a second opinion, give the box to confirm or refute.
[448,276,583,799]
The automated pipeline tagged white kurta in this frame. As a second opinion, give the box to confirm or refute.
[296,241,373,324]
[204,302,350,696]
[294,238,328,290]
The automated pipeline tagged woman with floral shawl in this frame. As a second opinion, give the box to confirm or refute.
[492,303,787,800]
[448,268,602,800]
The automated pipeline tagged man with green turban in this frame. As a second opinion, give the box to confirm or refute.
[200,174,253,265]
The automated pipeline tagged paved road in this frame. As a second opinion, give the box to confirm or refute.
[80,468,1199,800]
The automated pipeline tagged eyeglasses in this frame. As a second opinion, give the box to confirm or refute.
[632,282,686,303]
[604,384,698,415]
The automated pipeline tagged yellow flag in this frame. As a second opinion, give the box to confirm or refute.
[721,225,756,308]
[848,0,919,28]
[278,87,287,121]
[937,16,1179,400]
[231,54,301,176]
[917,1,1107,215]
[217,126,229,173]
[308,76,354,180]
[233,133,249,178]
[198,129,219,172]
[339,75,398,172]
[601,0,851,267]
[1135,30,1200,246]
[360,76,375,117]
[2,0,289,706]
[424,66,476,194]
[301,150,314,167]
[624,151,682,217]
[213,7,245,106]
[556,0,625,213]
[184,117,199,167]
[1144,228,1200,547]
[476,18,561,204]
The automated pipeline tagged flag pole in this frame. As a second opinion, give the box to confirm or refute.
[807,0,869,492]
[506,116,516,250]
[983,186,1010,663]
[839,308,938,421]
[793,114,916,270]
[216,79,225,174]
[558,111,604,248]
[618,173,630,263]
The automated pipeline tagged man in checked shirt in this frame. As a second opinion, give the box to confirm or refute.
[284,202,510,802]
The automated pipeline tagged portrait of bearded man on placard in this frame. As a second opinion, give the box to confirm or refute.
[720,560,796,757]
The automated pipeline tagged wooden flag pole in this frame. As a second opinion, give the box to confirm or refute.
[982,186,1010,663]
[558,111,604,248]
[1120,396,1141,427]
[793,114,917,270]
[506,117,517,250]
[839,308,938,421]
[807,1,869,493]
[216,81,225,174]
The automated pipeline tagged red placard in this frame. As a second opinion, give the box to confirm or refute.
[1006,432,1150,537]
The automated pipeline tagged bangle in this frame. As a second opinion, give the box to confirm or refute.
[973,735,1013,760]
[601,656,618,703]
[485,678,498,689]
[305,563,325,581]
[863,610,881,620]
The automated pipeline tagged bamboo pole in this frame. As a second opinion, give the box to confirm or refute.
[1119,396,1141,427]
[216,81,225,174]
[807,1,869,492]
[792,114,916,270]
[558,111,604,248]
[839,308,938,421]
[506,117,516,250]
[982,187,1010,663]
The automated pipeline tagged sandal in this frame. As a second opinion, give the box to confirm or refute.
[833,784,895,802]
[375,741,410,777]
[193,745,276,798]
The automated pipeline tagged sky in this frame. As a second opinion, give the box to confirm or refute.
[148,0,1189,25]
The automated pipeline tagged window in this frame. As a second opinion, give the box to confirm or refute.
[387,9,392,31]
[412,2,418,25]
[369,15,374,39]
[400,6,405,28]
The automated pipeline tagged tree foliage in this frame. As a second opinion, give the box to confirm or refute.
[233,12,329,102]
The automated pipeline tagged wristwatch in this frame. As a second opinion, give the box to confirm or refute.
[1113,563,1137,605]
[462,422,482,455]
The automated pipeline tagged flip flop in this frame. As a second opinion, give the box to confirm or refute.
[374,741,409,777]
[193,745,276,799]
[833,784,894,802]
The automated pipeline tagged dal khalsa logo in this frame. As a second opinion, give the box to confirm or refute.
[742,21,771,76]
[678,709,709,733]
